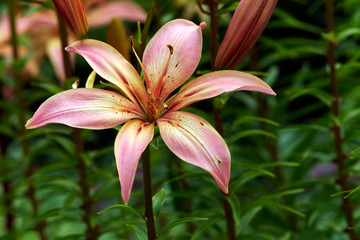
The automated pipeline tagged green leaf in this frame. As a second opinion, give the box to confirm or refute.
[272,8,323,34]
[345,185,360,198]
[267,202,305,218]
[233,162,276,178]
[226,195,241,225]
[31,80,63,94]
[289,88,333,106]
[157,217,208,238]
[127,225,147,240]
[227,129,277,145]
[152,189,167,218]
[337,27,360,42]
[228,115,279,132]
[97,204,143,219]
[238,207,262,233]
[260,161,300,168]
[190,217,221,240]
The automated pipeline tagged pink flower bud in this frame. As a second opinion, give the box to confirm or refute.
[215,0,277,70]
[52,0,88,38]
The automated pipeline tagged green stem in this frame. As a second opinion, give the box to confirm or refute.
[135,2,158,238]
[325,1,356,239]
[142,147,156,239]
[8,1,46,239]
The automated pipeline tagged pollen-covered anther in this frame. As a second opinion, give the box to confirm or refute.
[167,44,174,55]
[156,98,168,109]
[129,35,134,49]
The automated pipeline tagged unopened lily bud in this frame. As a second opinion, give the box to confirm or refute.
[106,18,130,61]
[215,0,277,70]
[52,0,88,38]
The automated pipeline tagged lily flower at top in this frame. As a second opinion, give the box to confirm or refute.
[26,19,276,204]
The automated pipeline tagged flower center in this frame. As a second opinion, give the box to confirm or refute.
[147,89,168,122]
[129,37,174,122]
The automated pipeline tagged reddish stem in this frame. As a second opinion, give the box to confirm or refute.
[207,1,236,239]
[326,1,356,239]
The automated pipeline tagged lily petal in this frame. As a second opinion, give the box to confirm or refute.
[45,37,75,85]
[114,120,154,204]
[26,88,142,129]
[143,19,205,100]
[66,39,147,109]
[87,1,147,27]
[167,70,276,112]
[158,111,230,193]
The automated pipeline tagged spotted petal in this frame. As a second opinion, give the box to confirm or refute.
[143,19,205,100]
[66,39,147,109]
[157,111,230,193]
[167,70,276,112]
[115,120,154,204]
[26,88,142,129]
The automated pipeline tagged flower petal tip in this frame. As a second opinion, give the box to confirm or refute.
[200,22,206,30]
[64,45,75,53]
[25,120,33,129]
[222,183,229,194]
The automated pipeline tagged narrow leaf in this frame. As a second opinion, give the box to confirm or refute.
[267,202,305,218]
[157,217,208,238]
[190,217,221,240]
[97,204,143,219]
[226,195,241,225]
[227,129,277,145]
[127,225,147,240]
[152,189,167,218]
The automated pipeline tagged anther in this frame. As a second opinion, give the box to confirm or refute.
[156,98,168,109]
[167,44,173,55]
[129,36,134,49]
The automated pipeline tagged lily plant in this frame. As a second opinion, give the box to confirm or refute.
[26,19,275,204]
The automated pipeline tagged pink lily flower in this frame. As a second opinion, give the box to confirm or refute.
[26,19,275,204]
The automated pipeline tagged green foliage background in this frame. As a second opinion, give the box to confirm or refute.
[1,0,360,239]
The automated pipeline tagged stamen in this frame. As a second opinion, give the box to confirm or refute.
[129,36,150,88]
[156,98,168,109]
